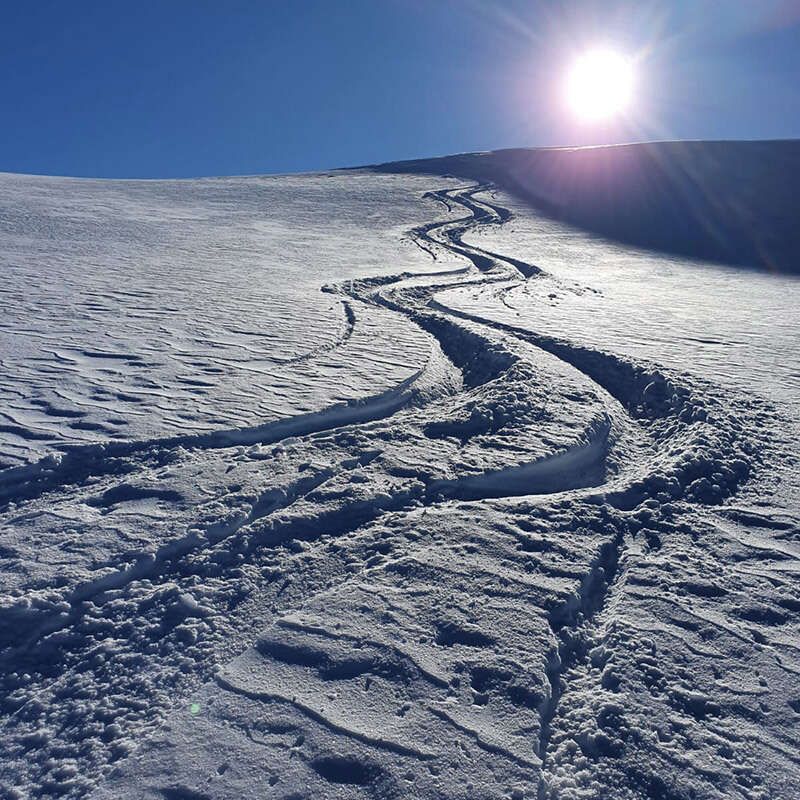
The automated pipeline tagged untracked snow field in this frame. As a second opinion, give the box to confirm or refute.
[0,147,798,800]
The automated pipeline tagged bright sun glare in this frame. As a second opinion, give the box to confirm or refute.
[566,48,634,122]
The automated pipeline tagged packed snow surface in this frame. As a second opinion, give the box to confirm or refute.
[0,143,798,800]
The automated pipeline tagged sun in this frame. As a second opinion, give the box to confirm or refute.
[565,48,634,122]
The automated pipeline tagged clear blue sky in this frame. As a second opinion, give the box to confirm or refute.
[2,0,798,178]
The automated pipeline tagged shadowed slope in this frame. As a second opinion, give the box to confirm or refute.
[372,139,800,274]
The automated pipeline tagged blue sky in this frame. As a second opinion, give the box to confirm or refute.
[2,0,799,178]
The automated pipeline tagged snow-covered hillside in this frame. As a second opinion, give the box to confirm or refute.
[377,140,800,273]
[0,172,458,468]
[0,144,798,800]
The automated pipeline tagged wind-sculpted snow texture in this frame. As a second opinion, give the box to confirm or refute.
[0,172,447,469]
[0,157,798,800]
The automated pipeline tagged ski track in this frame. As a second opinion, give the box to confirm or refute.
[0,182,796,799]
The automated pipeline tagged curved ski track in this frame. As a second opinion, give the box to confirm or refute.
[0,182,783,800]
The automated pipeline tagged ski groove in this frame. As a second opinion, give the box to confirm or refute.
[0,179,776,800]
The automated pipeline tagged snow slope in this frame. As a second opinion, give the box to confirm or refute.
[0,145,798,800]
[375,140,800,273]
[0,171,459,469]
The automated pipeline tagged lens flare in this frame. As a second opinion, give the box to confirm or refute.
[566,48,634,122]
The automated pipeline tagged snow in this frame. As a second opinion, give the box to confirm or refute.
[0,144,798,799]
[0,171,456,469]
